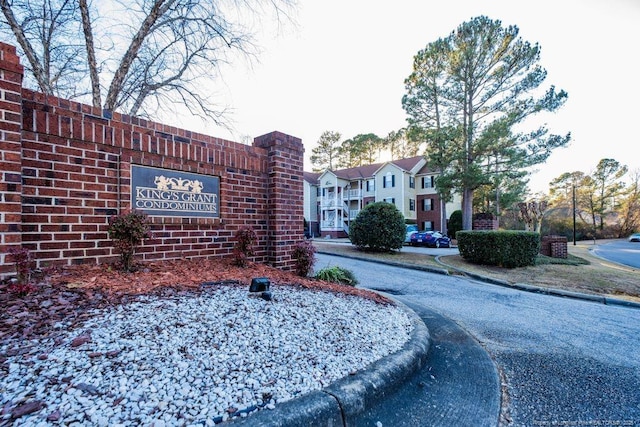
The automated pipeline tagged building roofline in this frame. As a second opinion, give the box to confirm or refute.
[308,156,426,182]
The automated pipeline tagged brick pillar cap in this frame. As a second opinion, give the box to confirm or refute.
[253,131,302,150]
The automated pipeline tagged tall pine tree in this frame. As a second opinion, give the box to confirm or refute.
[403,16,570,230]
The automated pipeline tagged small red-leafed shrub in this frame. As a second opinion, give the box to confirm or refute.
[233,227,258,267]
[108,210,152,272]
[5,247,37,295]
[292,240,316,277]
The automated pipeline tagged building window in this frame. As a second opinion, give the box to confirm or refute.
[422,176,434,188]
[384,197,395,204]
[422,198,433,211]
[409,176,415,189]
[383,173,395,188]
[316,187,321,197]
[366,179,375,192]
[423,221,434,231]
[409,199,415,211]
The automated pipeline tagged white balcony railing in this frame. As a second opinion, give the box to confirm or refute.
[322,198,338,208]
[343,209,359,220]
[345,189,361,199]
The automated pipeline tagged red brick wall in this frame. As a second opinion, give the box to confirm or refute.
[416,195,443,231]
[540,235,568,258]
[0,42,304,279]
[254,132,305,270]
[0,43,24,278]
[473,219,499,231]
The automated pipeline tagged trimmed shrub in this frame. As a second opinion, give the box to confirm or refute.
[314,266,358,286]
[108,210,152,272]
[232,227,258,267]
[292,240,316,277]
[349,202,406,252]
[457,230,540,268]
[448,210,463,239]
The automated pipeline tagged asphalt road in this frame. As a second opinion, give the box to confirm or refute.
[591,240,640,269]
[315,253,640,427]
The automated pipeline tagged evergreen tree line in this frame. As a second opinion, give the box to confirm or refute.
[309,129,426,172]
[311,131,640,238]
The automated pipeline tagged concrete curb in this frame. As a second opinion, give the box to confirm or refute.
[434,256,640,310]
[228,300,431,426]
[315,249,450,276]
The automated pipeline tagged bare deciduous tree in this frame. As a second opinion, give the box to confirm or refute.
[616,169,640,237]
[518,200,548,232]
[78,0,100,107]
[1,0,296,123]
[1,0,87,96]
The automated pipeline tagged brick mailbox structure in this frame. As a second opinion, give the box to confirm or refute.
[540,235,568,259]
[472,213,499,231]
[0,42,304,280]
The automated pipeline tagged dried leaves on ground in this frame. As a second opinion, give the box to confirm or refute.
[439,251,640,301]
[0,258,391,347]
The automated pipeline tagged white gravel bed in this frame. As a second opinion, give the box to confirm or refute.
[1,285,413,426]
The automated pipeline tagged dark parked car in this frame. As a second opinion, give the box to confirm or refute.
[410,230,451,248]
[405,224,419,244]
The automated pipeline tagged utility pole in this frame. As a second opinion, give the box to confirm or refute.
[572,184,577,245]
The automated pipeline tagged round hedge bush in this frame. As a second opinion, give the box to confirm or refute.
[448,210,463,239]
[349,201,406,252]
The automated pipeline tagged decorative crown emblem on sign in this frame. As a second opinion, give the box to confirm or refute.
[154,175,203,194]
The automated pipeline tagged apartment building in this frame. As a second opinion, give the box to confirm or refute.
[303,171,321,237]
[304,156,461,238]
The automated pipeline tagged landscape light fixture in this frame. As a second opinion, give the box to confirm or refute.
[250,277,272,301]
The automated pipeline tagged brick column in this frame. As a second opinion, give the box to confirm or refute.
[541,235,568,258]
[254,131,304,270]
[0,43,24,280]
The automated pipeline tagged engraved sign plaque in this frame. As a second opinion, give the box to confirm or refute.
[131,165,219,218]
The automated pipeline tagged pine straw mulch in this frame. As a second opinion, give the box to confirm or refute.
[0,258,392,351]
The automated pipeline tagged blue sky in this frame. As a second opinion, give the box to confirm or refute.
[175,0,640,194]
